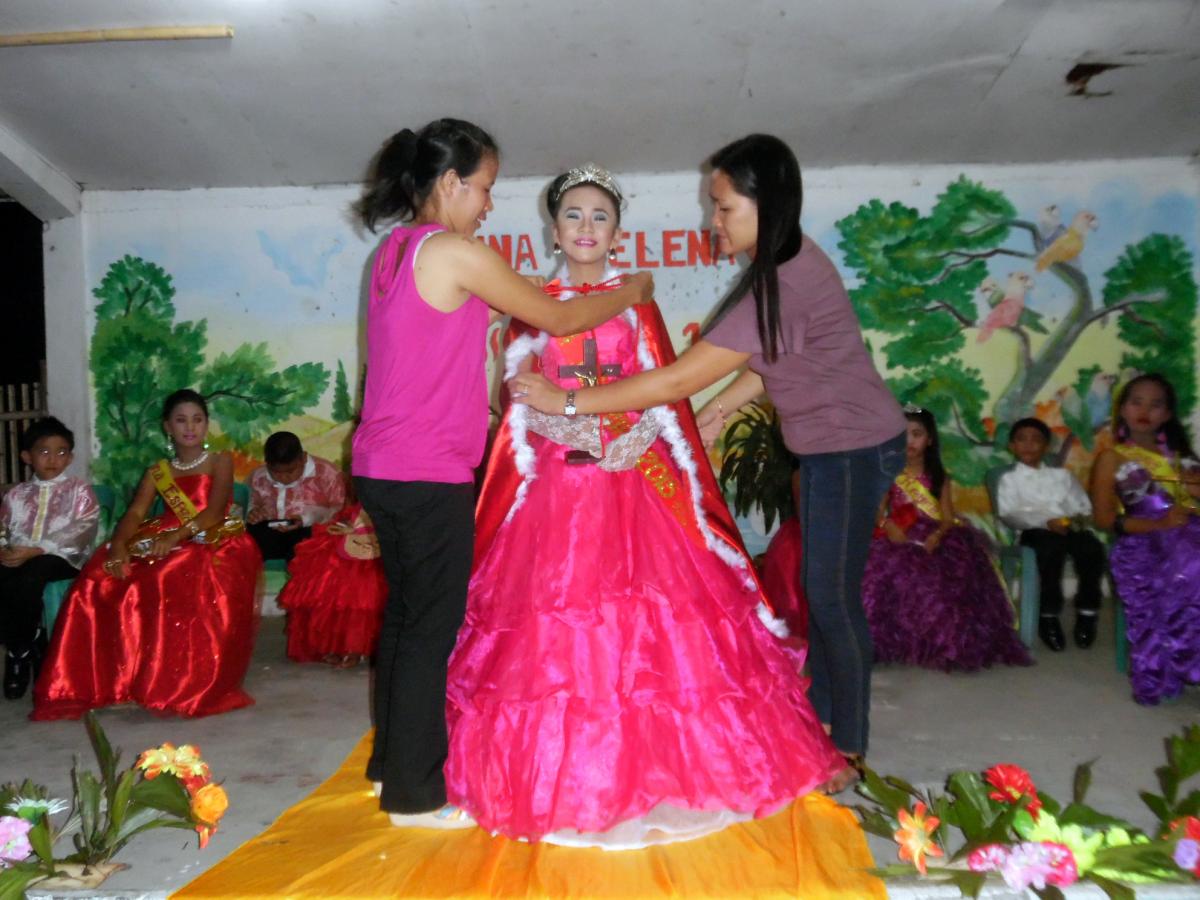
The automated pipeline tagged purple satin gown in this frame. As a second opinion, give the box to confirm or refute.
[1110,458,1200,705]
[862,476,1032,672]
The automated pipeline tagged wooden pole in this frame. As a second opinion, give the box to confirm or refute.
[0,26,233,48]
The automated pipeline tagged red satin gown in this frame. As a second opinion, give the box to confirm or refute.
[277,504,387,662]
[32,474,263,719]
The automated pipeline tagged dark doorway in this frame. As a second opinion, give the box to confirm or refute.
[0,197,46,385]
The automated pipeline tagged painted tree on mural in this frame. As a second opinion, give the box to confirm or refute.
[331,360,354,423]
[836,177,1197,484]
[90,255,330,500]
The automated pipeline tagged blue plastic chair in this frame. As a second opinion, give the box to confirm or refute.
[984,465,1041,648]
[41,484,118,634]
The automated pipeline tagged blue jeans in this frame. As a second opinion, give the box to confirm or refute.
[795,431,905,756]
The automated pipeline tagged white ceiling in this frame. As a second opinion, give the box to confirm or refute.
[0,0,1198,194]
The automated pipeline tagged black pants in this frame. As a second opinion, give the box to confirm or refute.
[1019,528,1106,616]
[355,476,475,814]
[247,522,312,562]
[0,554,79,653]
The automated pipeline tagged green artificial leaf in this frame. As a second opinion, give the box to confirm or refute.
[0,866,43,900]
[1032,886,1065,900]
[942,869,988,898]
[855,808,899,840]
[84,711,120,794]
[1091,840,1177,871]
[73,768,102,849]
[106,769,138,841]
[1073,759,1096,805]
[1058,803,1135,831]
[1140,791,1171,829]
[1038,791,1062,818]
[130,775,192,820]
[1087,873,1137,900]
[857,767,913,816]
[27,819,53,863]
[945,771,995,841]
[1174,789,1200,819]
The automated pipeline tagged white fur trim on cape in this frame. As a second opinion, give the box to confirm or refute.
[499,270,789,638]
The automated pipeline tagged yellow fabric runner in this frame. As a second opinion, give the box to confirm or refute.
[173,732,884,899]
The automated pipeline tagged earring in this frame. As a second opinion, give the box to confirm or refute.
[553,243,562,256]
[608,248,618,260]
[203,440,210,451]
[166,437,175,457]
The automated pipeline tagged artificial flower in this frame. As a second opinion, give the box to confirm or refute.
[0,815,33,866]
[1174,838,1200,874]
[137,743,210,781]
[997,842,1078,891]
[190,783,228,849]
[1171,816,1200,842]
[967,843,1008,873]
[985,763,1042,819]
[894,801,943,875]
[5,796,69,822]
[1015,810,1105,874]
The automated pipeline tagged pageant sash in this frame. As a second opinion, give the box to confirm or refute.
[151,459,200,524]
[894,471,943,522]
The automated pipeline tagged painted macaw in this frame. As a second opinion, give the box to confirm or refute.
[1035,211,1097,271]
[976,272,1034,344]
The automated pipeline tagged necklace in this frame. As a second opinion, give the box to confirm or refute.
[172,450,209,471]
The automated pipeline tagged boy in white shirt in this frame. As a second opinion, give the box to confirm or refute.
[996,417,1105,652]
[1,418,100,699]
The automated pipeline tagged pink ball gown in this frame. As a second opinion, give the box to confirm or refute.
[444,286,843,849]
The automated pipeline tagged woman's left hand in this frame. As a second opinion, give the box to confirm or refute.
[508,373,568,415]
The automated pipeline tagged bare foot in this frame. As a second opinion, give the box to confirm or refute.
[819,764,861,795]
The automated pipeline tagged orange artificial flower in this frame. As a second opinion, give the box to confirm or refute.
[190,783,228,849]
[137,743,210,782]
[894,801,943,875]
[985,763,1042,819]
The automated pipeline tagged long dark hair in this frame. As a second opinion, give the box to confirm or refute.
[1114,373,1197,460]
[357,118,498,232]
[701,134,803,363]
[906,408,947,498]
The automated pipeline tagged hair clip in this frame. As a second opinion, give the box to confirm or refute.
[902,402,925,414]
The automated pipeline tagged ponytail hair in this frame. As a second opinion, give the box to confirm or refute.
[701,134,803,363]
[357,118,498,233]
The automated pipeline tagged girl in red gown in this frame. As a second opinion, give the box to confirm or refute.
[277,504,387,666]
[33,390,263,720]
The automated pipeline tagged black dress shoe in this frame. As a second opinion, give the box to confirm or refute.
[1038,617,1066,652]
[3,651,32,700]
[1074,615,1098,649]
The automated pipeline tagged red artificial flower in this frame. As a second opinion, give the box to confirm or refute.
[985,763,1042,820]
[1170,816,1200,841]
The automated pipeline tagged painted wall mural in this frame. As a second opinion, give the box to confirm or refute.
[77,162,1198,539]
[836,176,1196,487]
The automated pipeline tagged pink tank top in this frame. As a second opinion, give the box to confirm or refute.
[352,223,490,483]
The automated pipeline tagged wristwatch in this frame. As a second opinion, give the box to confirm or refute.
[564,389,577,418]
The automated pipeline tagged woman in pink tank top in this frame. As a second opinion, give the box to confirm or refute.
[511,135,905,795]
[352,118,653,828]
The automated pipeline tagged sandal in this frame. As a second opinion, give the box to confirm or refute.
[335,654,363,669]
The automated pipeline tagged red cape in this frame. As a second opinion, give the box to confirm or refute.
[473,302,775,615]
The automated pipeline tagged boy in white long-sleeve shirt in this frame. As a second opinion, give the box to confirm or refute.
[1,418,99,699]
[996,417,1105,652]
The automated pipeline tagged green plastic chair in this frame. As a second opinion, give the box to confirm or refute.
[983,465,1041,648]
[41,484,118,634]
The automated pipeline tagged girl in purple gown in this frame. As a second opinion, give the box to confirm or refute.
[1091,374,1200,705]
[862,408,1032,671]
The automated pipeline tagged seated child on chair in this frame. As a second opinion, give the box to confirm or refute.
[996,417,1104,652]
[0,417,99,701]
[247,432,346,562]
